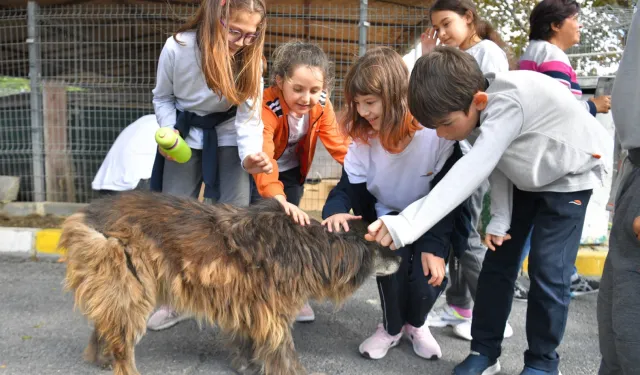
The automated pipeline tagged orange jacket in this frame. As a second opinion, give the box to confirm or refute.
[255,86,349,198]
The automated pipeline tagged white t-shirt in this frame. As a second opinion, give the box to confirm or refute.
[277,113,309,172]
[465,39,509,74]
[345,128,455,217]
[91,115,159,191]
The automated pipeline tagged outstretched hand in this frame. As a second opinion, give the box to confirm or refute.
[364,219,398,250]
[243,152,273,175]
[321,213,362,233]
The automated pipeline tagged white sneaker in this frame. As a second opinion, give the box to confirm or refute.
[426,304,471,328]
[295,302,315,323]
[147,306,189,331]
[453,320,514,341]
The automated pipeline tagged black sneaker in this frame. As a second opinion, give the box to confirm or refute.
[570,275,599,297]
[514,280,529,301]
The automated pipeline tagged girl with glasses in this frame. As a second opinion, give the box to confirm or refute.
[148,0,271,332]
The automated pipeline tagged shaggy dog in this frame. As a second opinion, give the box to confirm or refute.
[61,191,400,375]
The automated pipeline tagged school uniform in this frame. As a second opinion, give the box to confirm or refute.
[380,71,612,372]
[254,86,348,205]
[151,31,263,206]
[446,39,510,310]
[324,125,460,335]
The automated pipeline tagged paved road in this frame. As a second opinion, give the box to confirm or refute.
[0,254,601,375]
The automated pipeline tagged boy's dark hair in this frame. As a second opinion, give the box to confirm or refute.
[529,0,580,41]
[408,46,486,129]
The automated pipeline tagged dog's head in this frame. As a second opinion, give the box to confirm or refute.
[339,219,401,277]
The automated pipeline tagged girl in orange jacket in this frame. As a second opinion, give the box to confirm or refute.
[255,41,348,222]
[254,41,349,322]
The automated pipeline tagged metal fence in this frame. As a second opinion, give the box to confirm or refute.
[0,2,633,209]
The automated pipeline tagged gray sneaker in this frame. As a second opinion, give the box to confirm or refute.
[570,275,599,297]
[514,280,529,302]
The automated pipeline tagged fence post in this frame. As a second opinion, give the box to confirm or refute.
[358,0,369,56]
[27,1,45,202]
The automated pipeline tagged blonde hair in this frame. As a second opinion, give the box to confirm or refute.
[174,0,267,105]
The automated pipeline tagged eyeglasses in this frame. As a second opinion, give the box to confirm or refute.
[220,19,259,46]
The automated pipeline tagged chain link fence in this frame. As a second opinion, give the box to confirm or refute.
[0,2,633,208]
[0,2,430,207]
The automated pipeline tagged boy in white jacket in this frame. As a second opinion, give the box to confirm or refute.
[366,46,611,375]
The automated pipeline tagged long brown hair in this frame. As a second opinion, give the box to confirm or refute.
[342,47,421,153]
[174,0,267,105]
[430,0,517,69]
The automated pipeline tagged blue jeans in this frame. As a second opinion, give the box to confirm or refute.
[471,188,591,372]
[519,228,578,276]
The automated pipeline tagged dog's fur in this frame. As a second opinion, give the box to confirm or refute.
[61,191,400,375]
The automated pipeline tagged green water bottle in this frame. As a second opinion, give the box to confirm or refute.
[155,128,192,163]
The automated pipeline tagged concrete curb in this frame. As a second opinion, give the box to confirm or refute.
[0,227,64,258]
[0,225,609,277]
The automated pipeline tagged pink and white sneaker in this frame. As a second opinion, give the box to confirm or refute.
[147,306,189,331]
[295,302,315,323]
[359,324,402,359]
[404,323,442,360]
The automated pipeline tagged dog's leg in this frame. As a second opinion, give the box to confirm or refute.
[253,327,306,375]
[227,333,261,375]
[83,327,114,369]
[110,336,140,375]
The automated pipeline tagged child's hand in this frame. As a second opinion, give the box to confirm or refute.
[420,27,438,56]
[321,213,362,233]
[590,95,612,113]
[365,219,398,250]
[633,216,640,242]
[158,129,179,161]
[243,152,273,174]
[421,253,445,286]
[275,195,310,226]
[484,233,512,251]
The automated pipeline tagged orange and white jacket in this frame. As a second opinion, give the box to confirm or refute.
[254,86,349,198]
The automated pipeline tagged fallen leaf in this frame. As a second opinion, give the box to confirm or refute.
[21,335,32,340]
[33,324,42,329]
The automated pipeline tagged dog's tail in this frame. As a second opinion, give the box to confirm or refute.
[61,213,152,348]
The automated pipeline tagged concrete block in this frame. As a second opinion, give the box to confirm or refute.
[0,227,35,254]
[0,176,20,203]
[43,202,87,216]
[1,202,40,216]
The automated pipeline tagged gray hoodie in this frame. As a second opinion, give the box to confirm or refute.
[612,8,640,151]
[380,70,612,248]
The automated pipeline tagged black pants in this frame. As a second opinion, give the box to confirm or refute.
[250,166,304,206]
[471,187,591,372]
[377,216,449,336]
